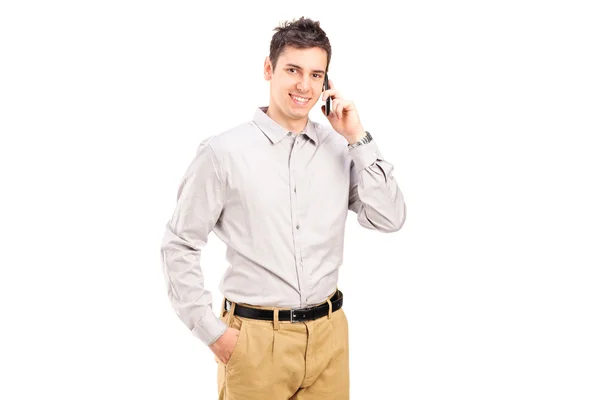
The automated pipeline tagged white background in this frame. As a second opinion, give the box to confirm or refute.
[1,1,599,399]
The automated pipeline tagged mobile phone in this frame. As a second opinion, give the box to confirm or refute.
[323,73,331,116]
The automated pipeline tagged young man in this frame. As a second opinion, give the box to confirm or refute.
[160,17,406,399]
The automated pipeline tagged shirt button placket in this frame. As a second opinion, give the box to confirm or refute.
[295,134,307,306]
[289,132,304,305]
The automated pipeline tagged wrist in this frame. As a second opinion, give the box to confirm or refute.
[347,131,372,149]
[347,131,367,145]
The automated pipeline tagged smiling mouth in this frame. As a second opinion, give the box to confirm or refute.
[289,94,311,105]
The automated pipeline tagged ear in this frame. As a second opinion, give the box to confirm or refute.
[263,56,273,81]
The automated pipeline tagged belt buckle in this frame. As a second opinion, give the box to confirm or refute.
[290,309,298,323]
[290,308,305,323]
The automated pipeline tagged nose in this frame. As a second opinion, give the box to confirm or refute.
[295,74,310,93]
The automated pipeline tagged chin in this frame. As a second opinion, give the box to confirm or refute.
[288,109,309,119]
[289,102,312,115]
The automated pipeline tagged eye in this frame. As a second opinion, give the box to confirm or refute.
[287,68,297,74]
[312,74,322,79]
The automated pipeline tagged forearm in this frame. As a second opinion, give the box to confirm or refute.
[348,140,406,232]
[161,225,227,346]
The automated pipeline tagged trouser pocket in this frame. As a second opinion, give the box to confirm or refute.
[214,306,245,365]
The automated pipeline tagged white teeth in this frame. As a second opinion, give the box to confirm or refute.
[292,95,309,103]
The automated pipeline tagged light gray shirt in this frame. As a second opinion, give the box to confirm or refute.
[160,107,406,346]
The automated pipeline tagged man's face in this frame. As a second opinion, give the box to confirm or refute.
[264,46,328,121]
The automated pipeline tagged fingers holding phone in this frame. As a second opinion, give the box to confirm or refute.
[320,77,365,140]
[322,75,344,117]
[323,73,331,116]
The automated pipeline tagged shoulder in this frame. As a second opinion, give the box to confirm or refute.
[196,121,259,156]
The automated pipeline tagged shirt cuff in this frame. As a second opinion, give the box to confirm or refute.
[348,139,383,171]
[191,311,228,346]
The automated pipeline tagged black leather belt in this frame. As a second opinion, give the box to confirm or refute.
[225,290,343,323]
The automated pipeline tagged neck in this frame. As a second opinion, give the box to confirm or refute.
[265,104,308,134]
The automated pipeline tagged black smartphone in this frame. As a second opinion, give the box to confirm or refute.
[323,73,331,116]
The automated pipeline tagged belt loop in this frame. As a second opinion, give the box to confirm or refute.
[227,302,236,326]
[273,309,280,330]
[326,297,333,319]
[220,297,227,319]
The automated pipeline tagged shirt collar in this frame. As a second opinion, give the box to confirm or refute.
[253,106,320,145]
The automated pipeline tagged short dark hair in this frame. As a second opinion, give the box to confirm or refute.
[269,17,332,72]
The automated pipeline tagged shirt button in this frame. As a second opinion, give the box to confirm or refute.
[287,132,292,136]
[294,186,296,192]
[296,224,300,229]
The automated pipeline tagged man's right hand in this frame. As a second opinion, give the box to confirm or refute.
[209,327,240,364]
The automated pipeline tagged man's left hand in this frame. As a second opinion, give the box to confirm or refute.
[321,78,367,145]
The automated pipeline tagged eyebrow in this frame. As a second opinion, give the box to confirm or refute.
[284,63,326,74]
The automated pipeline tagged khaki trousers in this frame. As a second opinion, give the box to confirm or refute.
[215,289,350,399]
